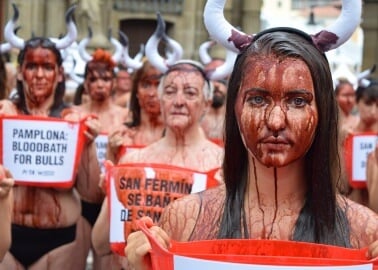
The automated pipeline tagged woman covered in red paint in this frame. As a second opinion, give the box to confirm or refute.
[0,4,101,270]
[125,0,378,269]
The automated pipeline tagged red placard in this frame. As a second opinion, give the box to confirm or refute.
[105,162,221,256]
[137,220,378,270]
[344,132,378,189]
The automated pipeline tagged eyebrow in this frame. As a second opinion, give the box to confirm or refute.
[245,88,313,95]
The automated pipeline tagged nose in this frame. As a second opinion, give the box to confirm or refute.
[36,66,44,77]
[266,104,286,135]
[97,79,105,86]
[173,91,185,106]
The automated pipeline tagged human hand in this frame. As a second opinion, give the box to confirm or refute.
[98,173,107,195]
[108,127,127,154]
[367,240,378,260]
[125,216,170,270]
[84,116,101,143]
[0,166,14,199]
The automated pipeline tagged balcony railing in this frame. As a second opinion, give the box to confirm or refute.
[113,0,184,14]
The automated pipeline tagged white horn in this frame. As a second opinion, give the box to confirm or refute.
[119,31,143,70]
[203,0,252,53]
[199,40,216,65]
[207,48,237,81]
[55,5,78,50]
[4,4,25,49]
[78,27,93,62]
[108,29,123,63]
[162,33,183,66]
[145,12,169,73]
[311,0,362,52]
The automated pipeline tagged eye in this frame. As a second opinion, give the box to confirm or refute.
[163,87,176,97]
[247,95,265,106]
[288,97,307,107]
[140,81,152,88]
[44,64,55,71]
[89,77,98,83]
[26,63,36,70]
[184,87,199,99]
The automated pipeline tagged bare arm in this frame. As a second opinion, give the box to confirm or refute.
[0,167,14,261]
[63,110,103,202]
[367,144,378,212]
[92,199,112,256]
[158,194,201,241]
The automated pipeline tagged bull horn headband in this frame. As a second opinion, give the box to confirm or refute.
[199,40,216,65]
[198,39,237,80]
[119,31,144,70]
[78,27,123,63]
[358,64,376,88]
[4,4,77,50]
[203,0,361,53]
[0,26,20,53]
[145,12,183,73]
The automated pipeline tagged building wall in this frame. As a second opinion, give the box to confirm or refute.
[1,0,376,79]
[361,0,378,79]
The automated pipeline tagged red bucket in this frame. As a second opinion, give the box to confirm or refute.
[137,220,378,270]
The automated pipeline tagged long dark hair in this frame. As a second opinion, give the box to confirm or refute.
[15,37,67,116]
[0,56,7,100]
[219,30,350,246]
[126,60,159,128]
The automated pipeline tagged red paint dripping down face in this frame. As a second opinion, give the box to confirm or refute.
[235,55,318,167]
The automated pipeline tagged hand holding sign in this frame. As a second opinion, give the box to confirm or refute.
[0,165,14,199]
[61,108,100,144]
[125,216,170,270]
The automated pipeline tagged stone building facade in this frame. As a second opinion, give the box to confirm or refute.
[0,0,377,79]
[0,0,262,61]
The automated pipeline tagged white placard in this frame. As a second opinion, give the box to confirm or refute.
[2,118,81,184]
[95,133,108,173]
[352,135,378,181]
[174,255,372,270]
[109,174,127,243]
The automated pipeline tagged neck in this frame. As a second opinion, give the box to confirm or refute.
[25,95,55,116]
[163,123,206,148]
[88,99,113,113]
[355,121,378,133]
[140,110,163,128]
[246,155,307,205]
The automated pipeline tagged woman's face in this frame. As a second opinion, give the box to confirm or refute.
[18,47,63,104]
[235,55,318,167]
[137,69,161,116]
[357,96,378,129]
[160,67,208,132]
[336,83,356,115]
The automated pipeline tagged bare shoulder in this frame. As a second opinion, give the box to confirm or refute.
[159,192,202,241]
[159,185,225,241]
[338,195,378,247]
[0,99,18,115]
[118,148,143,163]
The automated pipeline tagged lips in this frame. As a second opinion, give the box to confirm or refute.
[171,111,186,116]
[260,136,291,150]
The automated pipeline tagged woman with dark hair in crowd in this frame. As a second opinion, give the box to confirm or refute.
[125,0,378,269]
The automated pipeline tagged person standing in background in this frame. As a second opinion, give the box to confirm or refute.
[112,67,133,108]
